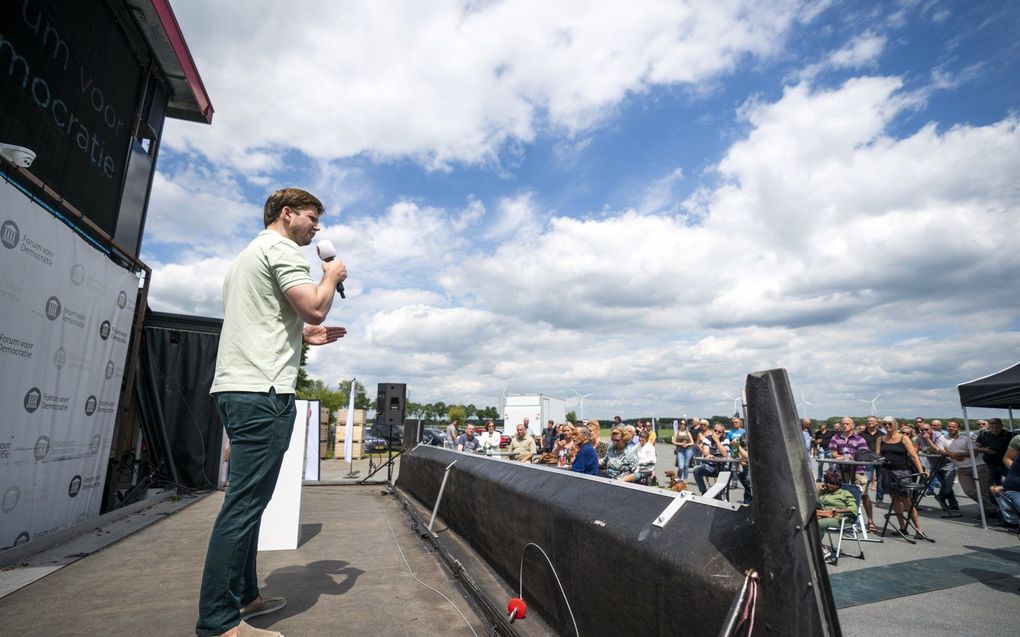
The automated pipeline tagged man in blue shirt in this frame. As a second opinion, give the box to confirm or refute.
[571,426,599,475]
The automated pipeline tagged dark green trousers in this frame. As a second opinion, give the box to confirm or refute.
[196,390,295,636]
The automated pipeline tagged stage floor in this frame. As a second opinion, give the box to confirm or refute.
[0,485,486,636]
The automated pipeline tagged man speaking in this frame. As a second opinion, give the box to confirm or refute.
[197,188,347,637]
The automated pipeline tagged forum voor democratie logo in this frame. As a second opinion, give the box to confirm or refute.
[99,320,111,340]
[35,436,51,461]
[71,264,86,286]
[117,290,127,309]
[68,475,82,498]
[24,387,42,413]
[54,347,67,369]
[105,360,115,379]
[2,486,19,513]
[1,220,19,249]
[45,296,62,320]
[84,395,97,416]
[89,435,101,455]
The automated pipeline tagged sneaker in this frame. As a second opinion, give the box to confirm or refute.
[240,596,287,621]
[233,621,284,637]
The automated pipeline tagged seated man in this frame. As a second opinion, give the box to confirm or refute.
[693,424,731,495]
[508,423,537,462]
[456,424,481,453]
[571,426,599,475]
[990,433,1020,527]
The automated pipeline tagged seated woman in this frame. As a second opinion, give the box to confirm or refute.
[603,426,638,482]
[636,430,657,484]
[816,468,859,562]
[587,419,609,464]
[816,469,859,532]
[477,421,501,452]
[553,423,576,467]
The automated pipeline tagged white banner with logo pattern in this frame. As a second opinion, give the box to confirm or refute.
[0,179,136,550]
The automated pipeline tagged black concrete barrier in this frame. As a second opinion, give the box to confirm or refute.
[396,368,841,636]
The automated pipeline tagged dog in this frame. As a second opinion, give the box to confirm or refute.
[663,470,688,492]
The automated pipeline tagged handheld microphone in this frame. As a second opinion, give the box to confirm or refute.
[315,239,345,299]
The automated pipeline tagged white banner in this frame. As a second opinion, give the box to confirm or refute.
[303,400,319,481]
[0,179,136,550]
[343,379,356,464]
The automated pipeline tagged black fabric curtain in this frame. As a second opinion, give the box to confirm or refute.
[958,361,1020,409]
[134,311,224,490]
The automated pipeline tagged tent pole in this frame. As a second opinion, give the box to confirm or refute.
[1009,408,1015,434]
[960,407,987,530]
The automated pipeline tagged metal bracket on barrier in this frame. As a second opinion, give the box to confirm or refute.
[653,490,694,527]
[428,460,457,534]
[703,470,732,500]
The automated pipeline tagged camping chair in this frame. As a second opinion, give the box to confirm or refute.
[825,483,865,565]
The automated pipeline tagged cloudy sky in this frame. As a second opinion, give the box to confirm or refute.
[146,0,1020,420]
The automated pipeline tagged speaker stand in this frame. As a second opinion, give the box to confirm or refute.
[358,423,403,485]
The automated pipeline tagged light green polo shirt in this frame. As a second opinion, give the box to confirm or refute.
[211,230,314,394]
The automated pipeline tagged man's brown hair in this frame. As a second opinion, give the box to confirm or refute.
[263,188,324,227]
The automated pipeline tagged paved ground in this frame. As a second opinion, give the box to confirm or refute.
[0,485,486,636]
[2,447,1017,636]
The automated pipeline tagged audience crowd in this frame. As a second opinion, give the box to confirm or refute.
[443,414,1020,531]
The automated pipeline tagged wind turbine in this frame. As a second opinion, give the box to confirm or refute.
[572,389,593,421]
[859,394,880,416]
[800,390,815,416]
[723,393,742,417]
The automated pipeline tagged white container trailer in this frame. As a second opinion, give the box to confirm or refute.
[503,394,567,438]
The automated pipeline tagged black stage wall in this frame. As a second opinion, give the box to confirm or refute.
[134,310,222,490]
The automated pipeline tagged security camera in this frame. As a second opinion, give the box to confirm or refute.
[0,143,37,168]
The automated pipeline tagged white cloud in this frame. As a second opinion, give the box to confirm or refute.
[164,0,809,169]
[796,31,887,81]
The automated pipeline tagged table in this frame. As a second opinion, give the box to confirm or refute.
[474,449,518,458]
[820,457,884,542]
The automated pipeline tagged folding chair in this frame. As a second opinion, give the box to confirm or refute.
[880,472,936,544]
[825,483,865,565]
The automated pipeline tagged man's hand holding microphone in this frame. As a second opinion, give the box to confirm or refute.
[316,240,347,298]
[294,239,348,347]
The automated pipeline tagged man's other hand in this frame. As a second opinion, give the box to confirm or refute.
[303,325,347,345]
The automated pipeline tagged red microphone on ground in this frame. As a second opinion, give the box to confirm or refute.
[315,239,345,299]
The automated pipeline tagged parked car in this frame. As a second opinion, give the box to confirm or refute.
[421,427,448,446]
[362,435,388,453]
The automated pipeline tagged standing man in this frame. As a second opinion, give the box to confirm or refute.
[813,421,836,479]
[446,419,459,449]
[976,418,1013,486]
[828,417,870,528]
[197,189,347,637]
[919,423,959,515]
[541,418,557,452]
[858,416,886,514]
[935,421,998,518]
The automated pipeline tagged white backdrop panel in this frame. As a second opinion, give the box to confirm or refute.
[0,179,136,550]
